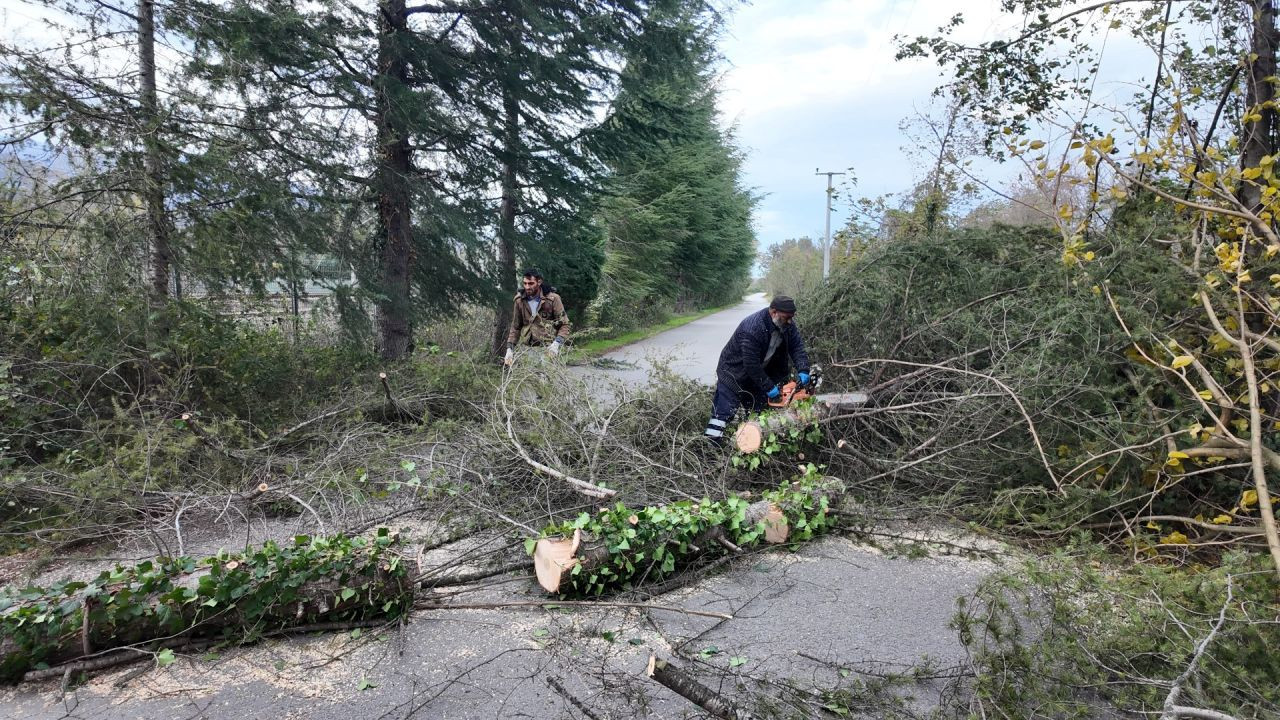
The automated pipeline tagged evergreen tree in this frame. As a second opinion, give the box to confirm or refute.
[460,0,647,356]
[592,1,756,329]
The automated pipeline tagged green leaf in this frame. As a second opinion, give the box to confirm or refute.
[350,628,362,640]
[156,649,175,668]
[340,587,356,602]
[524,538,537,556]
[601,631,616,643]
[628,638,645,646]
[729,656,747,668]
[532,628,550,638]
[357,677,377,691]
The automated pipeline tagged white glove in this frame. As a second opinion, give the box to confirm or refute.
[503,347,515,366]
[547,339,562,358]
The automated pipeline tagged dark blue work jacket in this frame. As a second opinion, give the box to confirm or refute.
[715,308,810,393]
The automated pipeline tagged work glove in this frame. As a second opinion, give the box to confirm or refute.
[546,337,563,358]
[503,344,514,367]
[767,385,781,400]
[798,371,810,386]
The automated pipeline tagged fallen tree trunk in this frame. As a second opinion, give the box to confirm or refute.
[735,392,868,454]
[532,476,843,595]
[0,530,412,684]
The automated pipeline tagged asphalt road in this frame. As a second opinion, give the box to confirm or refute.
[575,292,769,387]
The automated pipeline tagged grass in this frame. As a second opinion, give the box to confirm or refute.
[574,303,737,356]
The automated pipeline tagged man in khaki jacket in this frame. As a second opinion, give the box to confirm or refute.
[504,268,571,366]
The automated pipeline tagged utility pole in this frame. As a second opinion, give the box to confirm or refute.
[815,169,844,279]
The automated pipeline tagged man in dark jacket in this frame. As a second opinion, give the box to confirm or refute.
[704,295,811,442]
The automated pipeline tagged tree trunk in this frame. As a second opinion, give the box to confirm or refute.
[374,0,415,361]
[734,392,869,454]
[138,0,172,305]
[1,559,409,684]
[490,9,522,359]
[533,498,797,594]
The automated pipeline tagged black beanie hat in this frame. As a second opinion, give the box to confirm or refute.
[770,295,797,313]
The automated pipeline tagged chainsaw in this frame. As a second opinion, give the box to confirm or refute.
[767,365,822,409]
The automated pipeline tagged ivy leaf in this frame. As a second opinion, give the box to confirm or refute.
[524,537,537,556]
[357,677,377,691]
[340,587,356,602]
[156,649,175,668]
[601,631,616,643]
[1171,355,1194,369]
[532,628,550,638]
[729,656,748,668]
[699,646,721,657]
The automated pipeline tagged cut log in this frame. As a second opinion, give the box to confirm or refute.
[735,391,868,454]
[0,533,412,684]
[534,499,787,594]
[529,476,849,594]
[533,529,581,593]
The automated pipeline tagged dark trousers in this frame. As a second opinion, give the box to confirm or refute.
[704,376,774,439]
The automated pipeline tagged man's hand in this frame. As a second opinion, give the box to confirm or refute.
[547,337,563,358]
[798,371,810,386]
[767,385,781,400]
[503,344,515,367]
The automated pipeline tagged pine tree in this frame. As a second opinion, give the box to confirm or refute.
[592,0,756,329]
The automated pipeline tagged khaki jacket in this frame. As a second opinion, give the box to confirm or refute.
[506,291,571,347]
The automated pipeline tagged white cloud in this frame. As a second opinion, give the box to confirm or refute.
[718,0,1009,123]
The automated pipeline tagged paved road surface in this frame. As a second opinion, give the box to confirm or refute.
[576,292,768,386]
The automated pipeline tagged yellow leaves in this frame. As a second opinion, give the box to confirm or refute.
[1238,270,1253,283]
[1186,422,1204,438]
[1233,418,1250,433]
[1215,242,1242,273]
[1208,333,1234,353]
[1056,444,1071,458]
[1166,450,1190,468]
[1197,389,1214,400]
[1243,166,1264,181]
[1110,186,1128,200]
[1211,514,1234,525]
[1057,204,1073,220]
[1146,520,1161,530]
[1062,236,1093,267]
[1029,140,1046,150]
[1160,531,1190,545]
[1170,355,1194,369]
[1242,489,1259,508]
[1267,244,1280,259]
[1091,285,1102,296]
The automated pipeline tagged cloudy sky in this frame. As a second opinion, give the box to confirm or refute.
[715,0,1151,251]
